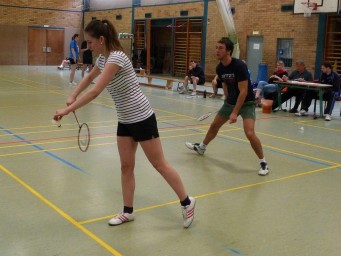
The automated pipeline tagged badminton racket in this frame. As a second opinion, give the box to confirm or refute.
[73,111,90,152]
[197,111,218,121]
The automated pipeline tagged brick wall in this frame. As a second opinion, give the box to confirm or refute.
[0,1,83,62]
[84,8,133,55]
[206,0,319,75]
[1,0,320,73]
[0,1,83,28]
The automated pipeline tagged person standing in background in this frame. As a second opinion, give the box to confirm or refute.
[81,40,93,78]
[69,33,79,86]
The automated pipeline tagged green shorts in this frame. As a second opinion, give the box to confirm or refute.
[218,101,256,120]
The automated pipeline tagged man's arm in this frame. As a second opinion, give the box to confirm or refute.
[229,80,248,123]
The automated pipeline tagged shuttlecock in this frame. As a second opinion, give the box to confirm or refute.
[51,119,61,128]
[299,127,304,131]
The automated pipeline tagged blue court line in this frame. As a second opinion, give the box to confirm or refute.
[0,126,89,175]
[161,121,337,168]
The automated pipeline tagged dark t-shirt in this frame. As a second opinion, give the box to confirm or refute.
[288,69,313,81]
[319,71,340,92]
[81,41,92,60]
[188,65,205,84]
[268,69,288,84]
[216,58,255,105]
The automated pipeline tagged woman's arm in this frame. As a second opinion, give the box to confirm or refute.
[54,63,121,120]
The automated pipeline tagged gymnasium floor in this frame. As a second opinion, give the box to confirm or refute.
[1,66,341,256]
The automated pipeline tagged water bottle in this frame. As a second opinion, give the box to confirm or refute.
[203,90,207,98]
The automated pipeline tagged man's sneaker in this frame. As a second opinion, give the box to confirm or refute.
[325,114,331,121]
[185,142,205,155]
[190,91,197,96]
[209,94,216,98]
[179,90,185,94]
[288,108,298,113]
[258,162,269,176]
[295,109,308,116]
[108,212,135,226]
[57,66,63,70]
[182,197,196,228]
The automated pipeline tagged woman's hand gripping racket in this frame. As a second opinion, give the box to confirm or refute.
[73,112,90,152]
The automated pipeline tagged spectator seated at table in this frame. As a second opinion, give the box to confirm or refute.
[295,61,340,121]
[254,60,288,107]
[271,60,313,112]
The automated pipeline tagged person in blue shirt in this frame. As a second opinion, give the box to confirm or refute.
[69,33,79,86]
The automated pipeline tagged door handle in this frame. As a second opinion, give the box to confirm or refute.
[46,47,51,53]
[42,47,46,52]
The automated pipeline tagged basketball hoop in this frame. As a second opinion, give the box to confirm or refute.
[301,1,318,17]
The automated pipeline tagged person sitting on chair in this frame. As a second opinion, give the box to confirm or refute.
[295,61,340,121]
[271,60,313,112]
[179,60,205,96]
[254,60,288,107]
[57,58,70,70]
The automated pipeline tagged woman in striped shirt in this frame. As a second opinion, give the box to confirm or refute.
[54,19,195,228]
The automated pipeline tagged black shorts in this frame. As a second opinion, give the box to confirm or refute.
[190,77,205,85]
[69,58,77,64]
[117,113,159,142]
[83,57,93,65]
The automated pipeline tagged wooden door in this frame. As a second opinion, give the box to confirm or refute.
[46,29,64,65]
[28,28,46,65]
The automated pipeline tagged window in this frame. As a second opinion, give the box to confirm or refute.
[277,38,293,68]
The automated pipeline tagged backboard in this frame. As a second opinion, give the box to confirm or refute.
[294,0,340,14]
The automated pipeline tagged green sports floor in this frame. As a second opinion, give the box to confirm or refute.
[1,66,341,256]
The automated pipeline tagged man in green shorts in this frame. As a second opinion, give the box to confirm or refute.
[186,38,269,176]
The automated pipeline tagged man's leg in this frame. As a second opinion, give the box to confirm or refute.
[243,118,263,159]
[243,118,269,175]
[191,76,198,95]
[185,113,228,155]
[179,76,190,94]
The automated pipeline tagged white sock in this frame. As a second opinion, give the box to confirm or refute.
[259,158,266,163]
[199,142,206,149]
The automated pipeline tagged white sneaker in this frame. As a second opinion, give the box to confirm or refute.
[295,110,308,116]
[258,162,269,176]
[185,142,205,155]
[69,81,77,86]
[209,94,216,98]
[57,66,63,70]
[190,91,197,96]
[108,212,135,226]
[182,197,196,228]
[325,114,331,121]
[221,95,226,100]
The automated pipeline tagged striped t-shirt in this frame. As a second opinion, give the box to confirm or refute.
[96,51,153,124]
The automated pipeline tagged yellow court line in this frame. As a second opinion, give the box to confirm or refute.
[0,142,117,157]
[293,121,341,133]
[257,131,341,153]
[0,75,114,109]
[80,164,341,225]
[1,74,124,104]
[0,164,122,256]
[218,132,341,166]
